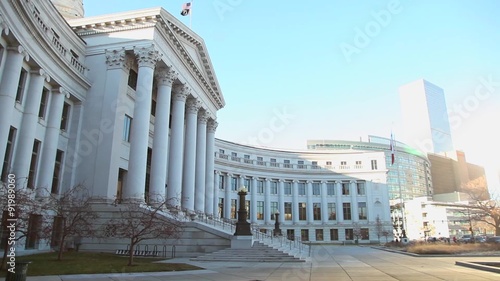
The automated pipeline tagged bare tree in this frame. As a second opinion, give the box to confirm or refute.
[352,222,361,242]
[0,183,39,270]
[382,230,391,243]
[40,185,99,261]
[375,216,383,243]
[103,199,183,266]
[462,177,500,235]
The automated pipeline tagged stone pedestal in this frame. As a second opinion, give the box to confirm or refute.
[231,235,253,249]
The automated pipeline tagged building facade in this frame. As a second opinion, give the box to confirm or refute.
[399,79,454,155]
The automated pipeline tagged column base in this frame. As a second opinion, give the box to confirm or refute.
[231,235,253,249]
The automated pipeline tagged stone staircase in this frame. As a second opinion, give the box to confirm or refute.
[190,241,306,262]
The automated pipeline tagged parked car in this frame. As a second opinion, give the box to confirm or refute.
[474,236,487,243]
[458,235,473,243]
[486,236,500,244]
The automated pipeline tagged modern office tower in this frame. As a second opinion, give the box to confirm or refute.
[399,79,454,155]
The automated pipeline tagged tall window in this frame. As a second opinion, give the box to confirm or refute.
[25,214,42,249]
[231,176,238,191]
[301,229,309,241]
[287,229,295,241]
[1,127,17,181]
[298,203,306,221]
[284,182,292,195]
[298,182,306,195]
[38,88,49,119]
[284,202,292,221]
[330,229,339,241]
[297,160,304,169]
[60,102,71,131]
[270,201,278,220]
[122,115,132,142]
[312,182,320,195]
[342,182,350,195]
[313,203,321,221]
[270,158,277,167]
[357,181,366,195]
[218,198,224,218]
[343,203,351,220]
[257,201,264,220]
[230,199,237,219]
[360,228,369,240]
[345,229,354,240]
[244,178,251,193]
[316,229,324,241]
[283,159,291,168]
[327,182,335,195]
[28,140,41,189]
[15,68,28,103]
[257,180,264,194]
[270,181,278,194]
[245,200,250,220]
[371,159,378,170]
[328,203,336,220]
[51,150,64,194]
[128,69,138,90]
[358,202,367,220]
[218,174,224,190]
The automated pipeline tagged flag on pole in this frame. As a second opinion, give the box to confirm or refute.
[390,132,395,165]
[181,2,192,16]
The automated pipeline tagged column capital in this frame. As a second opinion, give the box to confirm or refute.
[292,180,299,183]
[278,179,285,183]
[350,180,356,184]
[306,180,313,184]
[172,84,190,102]
[226,173,233,177]
[30,69,50,82]
[53,87,70,98]
[207,119,218,133]
[105,48,131,70]
[214,170,220,175]
[186,98,201,114]
[134,45,161,69]
[335,180,342,184]
[155,67,178,86]
[320,180,327,184]
[7,45,30,61]
[198,110,210,124]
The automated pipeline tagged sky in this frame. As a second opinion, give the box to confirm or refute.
[83,0,500,195]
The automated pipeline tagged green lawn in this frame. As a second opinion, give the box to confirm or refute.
[0,251,202,276]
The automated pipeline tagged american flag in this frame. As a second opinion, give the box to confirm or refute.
[390,132,395,165]
[181,2,192,16]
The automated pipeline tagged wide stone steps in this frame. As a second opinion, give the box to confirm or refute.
[191,241,305,262]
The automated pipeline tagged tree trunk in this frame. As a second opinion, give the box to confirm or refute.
[57,234,66,261]
[128,240,135,266]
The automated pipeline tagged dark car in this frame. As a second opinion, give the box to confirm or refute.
[458,234,473,243]
[486,236,500,243]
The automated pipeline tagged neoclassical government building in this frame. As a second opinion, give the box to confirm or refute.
[0,0,434,254]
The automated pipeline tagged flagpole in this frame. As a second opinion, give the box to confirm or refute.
[189,0,194,29]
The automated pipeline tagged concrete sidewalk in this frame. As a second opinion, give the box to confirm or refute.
[26,246,500,280]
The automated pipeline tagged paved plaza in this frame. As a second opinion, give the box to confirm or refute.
[27,245,499,281]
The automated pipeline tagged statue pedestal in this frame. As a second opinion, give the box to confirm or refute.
[231,235,253,249]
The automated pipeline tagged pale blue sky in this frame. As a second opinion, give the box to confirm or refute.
[84,0,500,194]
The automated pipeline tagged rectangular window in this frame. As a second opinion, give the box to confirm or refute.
[361,228,369,240]
[270,181,278,194]
[301,229,309,241]
[218,198,224,218]
[231,176,238,191]
[218,174,224,190]
[51,150,64,194]
[122,115,132,142]
[246,200,250,220]
[343,203,351,220]
[345,229,354,240]
[342,182,350,195]
[298,202,306,221]
[1,127,17,181]
[257,156,264,166]
[284,202,292,221]
[297,160,304,169]
[128,69,138,90]
[371,159,378,170]
[244,178,251,193]
[25,214,42,249]
[330,229,339,241]
[231,152,238,161]
[38,88,49,119]
[60,102,71,131]
[340,161,347,166]
[230,199,237,219]
[28,140,41,189]
[312,161,318,167]
[270,158,277,167]
[326,161,332,166]
[257,201,264,220]
[298,182,306,195]
[355,160,362,165]
[16,68,28,103]
[283,159,291,168]
[257,180,264,194]
[270,201,278,220]
[151,98,156,117]
[313,203,321,221]
[358,202,367,220]
[287,229,295,241]
[328,203,336,220]
[284,182,292,195]
[316,229,323,241]
[327,182,335,195]
[357,182,366,195]
[312,182,320,195]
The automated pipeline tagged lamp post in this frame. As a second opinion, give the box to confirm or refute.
[273,210,281,237]
[234,186,252,236]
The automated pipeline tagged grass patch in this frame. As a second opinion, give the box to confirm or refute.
[406,243,500,255]
[0,251,202,277]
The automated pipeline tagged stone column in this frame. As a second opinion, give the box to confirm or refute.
[149,67,177,204]
[167,84,189,206]
[194,111,209,213]
[336,181,344,222]
[181,98,200,211]
[250,177,257,223]
[212,171,220,217]
[278,179,285,223]
[306,181,313,224]
[321,181,328,224]
[292,180,299,224]
[0,46,29,173]
[205,119,217,215]
[264,178,271,224]
[36,88,67,197]
[224,173,232,218]
[12,69,49,188]
[124,46,160,201]
[351,180,359,222]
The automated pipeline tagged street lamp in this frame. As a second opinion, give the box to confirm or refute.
[234,186,252,236]
[273,210,281,237]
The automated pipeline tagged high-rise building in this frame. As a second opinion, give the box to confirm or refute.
[399,79,454,155]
